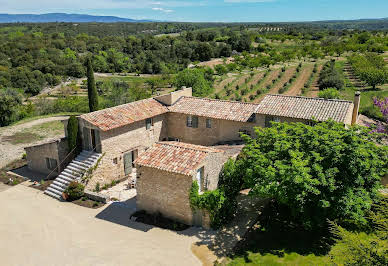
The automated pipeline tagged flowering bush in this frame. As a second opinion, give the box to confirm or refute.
[371,97,388,135]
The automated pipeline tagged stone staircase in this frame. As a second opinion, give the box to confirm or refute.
[44,151,102,200]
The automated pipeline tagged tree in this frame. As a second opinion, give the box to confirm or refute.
[328,196,388,265]
[174,68,213,97]
[67,115,79,153]
[359,68,388,90]
[238,121,388,229]
[86,57,99,112]
[0,89,22,126]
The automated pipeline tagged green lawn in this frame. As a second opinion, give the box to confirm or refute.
[226,202,333,266]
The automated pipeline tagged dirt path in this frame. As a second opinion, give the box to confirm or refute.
[0,116,68,168]
[268,67,296,95]
[191,193,268,265]
[306,65,323,98]
[285,65,313,96]
[213,74,238,95]
[250,69,282,103]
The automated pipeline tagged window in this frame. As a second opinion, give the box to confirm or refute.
[265,116,281,127]
[186,116,192,127]
[239,129,251,137]
[306,121,316,126]
[196,167,204,193]
[168,137,180,141]
[187,115,198,128]
[206,118,212,128]
[45,158,57,171]
[247,114,256,123]
[146,118,153,130]
[192,116,198,128]
[113,158,118,164]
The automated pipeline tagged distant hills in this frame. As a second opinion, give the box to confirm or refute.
[0,13,154,23]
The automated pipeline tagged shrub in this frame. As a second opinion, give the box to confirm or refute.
[95,182,100,192]
[318,60,344,90]
[64,182,85,201]
[318,88,340,99]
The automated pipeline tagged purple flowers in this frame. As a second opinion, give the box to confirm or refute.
[371,97,388,134]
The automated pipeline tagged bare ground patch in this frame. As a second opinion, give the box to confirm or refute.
[285,65,314,96]
[306,65,323,98]
[213,75,238,95]
[268,67,297,95]
[250,69,281,103]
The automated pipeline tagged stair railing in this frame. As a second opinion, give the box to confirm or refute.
[44,146,78,181]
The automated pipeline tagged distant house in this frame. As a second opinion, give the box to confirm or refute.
[25,87,360,227]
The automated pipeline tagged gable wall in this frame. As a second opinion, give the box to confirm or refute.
[82,113,168,190]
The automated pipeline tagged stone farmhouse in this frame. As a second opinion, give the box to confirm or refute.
[25,88,360,227]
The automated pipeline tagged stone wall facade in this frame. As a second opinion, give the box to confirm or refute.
[166,112,262,146]
[136,150,228,226]
[25,138,69,178]
[82,114,168,190]
[136,166,194,225]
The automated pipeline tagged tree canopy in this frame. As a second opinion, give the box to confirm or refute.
[235,121,388,229]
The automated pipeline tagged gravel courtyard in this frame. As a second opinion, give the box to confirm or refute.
[0,184,206,266]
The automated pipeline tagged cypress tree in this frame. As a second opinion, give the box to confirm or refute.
[67,115,79,152]
[87,57,98,112]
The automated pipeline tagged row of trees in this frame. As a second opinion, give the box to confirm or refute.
[348,53,388,89]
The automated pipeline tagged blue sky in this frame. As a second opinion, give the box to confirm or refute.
[1,0,387,22]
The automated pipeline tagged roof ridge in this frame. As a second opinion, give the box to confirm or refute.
[81,98,162,117]
[158,141,223,153]
[180,96,261,106]
[266,94,353,104]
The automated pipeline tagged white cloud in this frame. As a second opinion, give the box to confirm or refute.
[152,7,174,13]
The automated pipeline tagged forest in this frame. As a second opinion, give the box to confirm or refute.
[0,22,387,126]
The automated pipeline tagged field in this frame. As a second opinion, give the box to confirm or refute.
[212,60,325,103]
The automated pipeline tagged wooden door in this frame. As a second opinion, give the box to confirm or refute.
[124,152,133,176]
[83,127,91,150]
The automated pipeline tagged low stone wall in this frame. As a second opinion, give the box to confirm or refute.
[84,190,110,203]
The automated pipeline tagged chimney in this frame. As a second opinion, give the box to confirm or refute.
[154,87,192,106]
[351,91,361,125]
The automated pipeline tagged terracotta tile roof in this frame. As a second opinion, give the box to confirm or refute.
[80,98,169,131]
[168,96,259,122]
[134,141,224,176]
[256,95,354,123]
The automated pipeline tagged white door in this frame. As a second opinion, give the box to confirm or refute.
[196,167,203,192]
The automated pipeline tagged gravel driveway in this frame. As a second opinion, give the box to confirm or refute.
[0,185,203,266]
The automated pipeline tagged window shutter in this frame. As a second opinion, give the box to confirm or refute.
[192,116,198,128]
[206,119,211,128]
[187,116,192,127]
